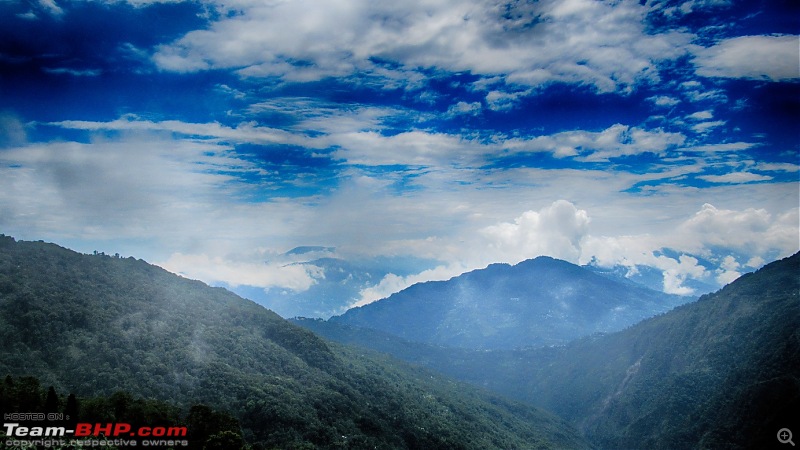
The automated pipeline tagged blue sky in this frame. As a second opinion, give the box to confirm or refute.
[1,0,798,317]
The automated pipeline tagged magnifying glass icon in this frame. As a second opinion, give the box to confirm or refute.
[779,428,795,446]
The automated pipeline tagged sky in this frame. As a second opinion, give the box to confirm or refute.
[1,0,798,318]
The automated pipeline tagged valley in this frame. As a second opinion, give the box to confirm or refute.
[1,234,798,449]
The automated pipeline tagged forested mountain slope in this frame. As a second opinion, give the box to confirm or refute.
[516,252,800,449]
[303,253,800,449]
[0,235,585,449]
[332,256,689,349]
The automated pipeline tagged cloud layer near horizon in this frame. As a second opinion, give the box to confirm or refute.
[0,0,797,316]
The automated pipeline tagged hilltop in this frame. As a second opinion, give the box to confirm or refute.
[0,235,585,449]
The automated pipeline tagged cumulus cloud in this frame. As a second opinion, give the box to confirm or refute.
[152,0,692,94]
[649,95,680,107]
[715,254,741,285]
[4,113,797,303]
[330,130,484,167]
[479,200,590,265]
[37,0,63,16]
[693,35,800,81]
[352,200,592,307]
[660,254,707,295]
[582,202,799,294]
[671,203,799,257]
[51,113,695,172]
[503,124,685,161]
[357,199,800,300]
[485,90,531,111]
[446,101,482,117]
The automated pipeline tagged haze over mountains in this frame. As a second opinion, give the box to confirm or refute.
[0,235,584,449]
[331,256,691,349]
[224,247,716,320]
[300,252,800,449]
[226,247,439,320]
[2,234,798,449]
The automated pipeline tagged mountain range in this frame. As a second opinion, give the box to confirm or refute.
[225,247,718,320]
[330,256,691,349]
[0,235,584,449]
[226,248,439,319]
[3,233,797,449]
[297,252,800,449]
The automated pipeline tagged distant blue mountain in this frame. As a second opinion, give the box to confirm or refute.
[227,253,440,319]
[284,246,336,255]
[331,256,693,349]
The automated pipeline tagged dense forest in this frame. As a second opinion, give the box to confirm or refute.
[299,253,800,449]
[0,235,585,449]
[3,234,797,449]
[0,375,244,449]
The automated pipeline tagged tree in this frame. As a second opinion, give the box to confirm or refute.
[45,386,60,413]
[203,431,245,450]
[65,393,79,421]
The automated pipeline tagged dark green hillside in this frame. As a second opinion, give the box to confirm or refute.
[0,235,585,449]
[488,252,800,449]
[0,375,247,449]
[299,253,800,449]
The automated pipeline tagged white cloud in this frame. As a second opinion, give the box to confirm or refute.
[697,172,772,183]
[351,200,593,306]
[51,116,317,148]
[691,120,726,133]
[581,202,799,294]
[661,254,707,295]
[671,203,799,257]
[649,95,680,107]
[4,114,797,304]
[485,90,531,111]
[715,254,741,285]
[37,0,63,16]
[503,124,685,161]
[755,162,800,172]
[152,0,693,94]
[158,252,323,291]
[479,200,590,265]
[685,142,757,153]
[0,136,321,291]
[693,35,800,81]
[446,101,482,116]
[687,110,713,120]
[330,130,485,167]
[356,198,799,299]
[353,263,468,308]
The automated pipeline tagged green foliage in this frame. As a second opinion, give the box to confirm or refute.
[0,235,585,449]
[0,375,241,450]
[301,253,800,449]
